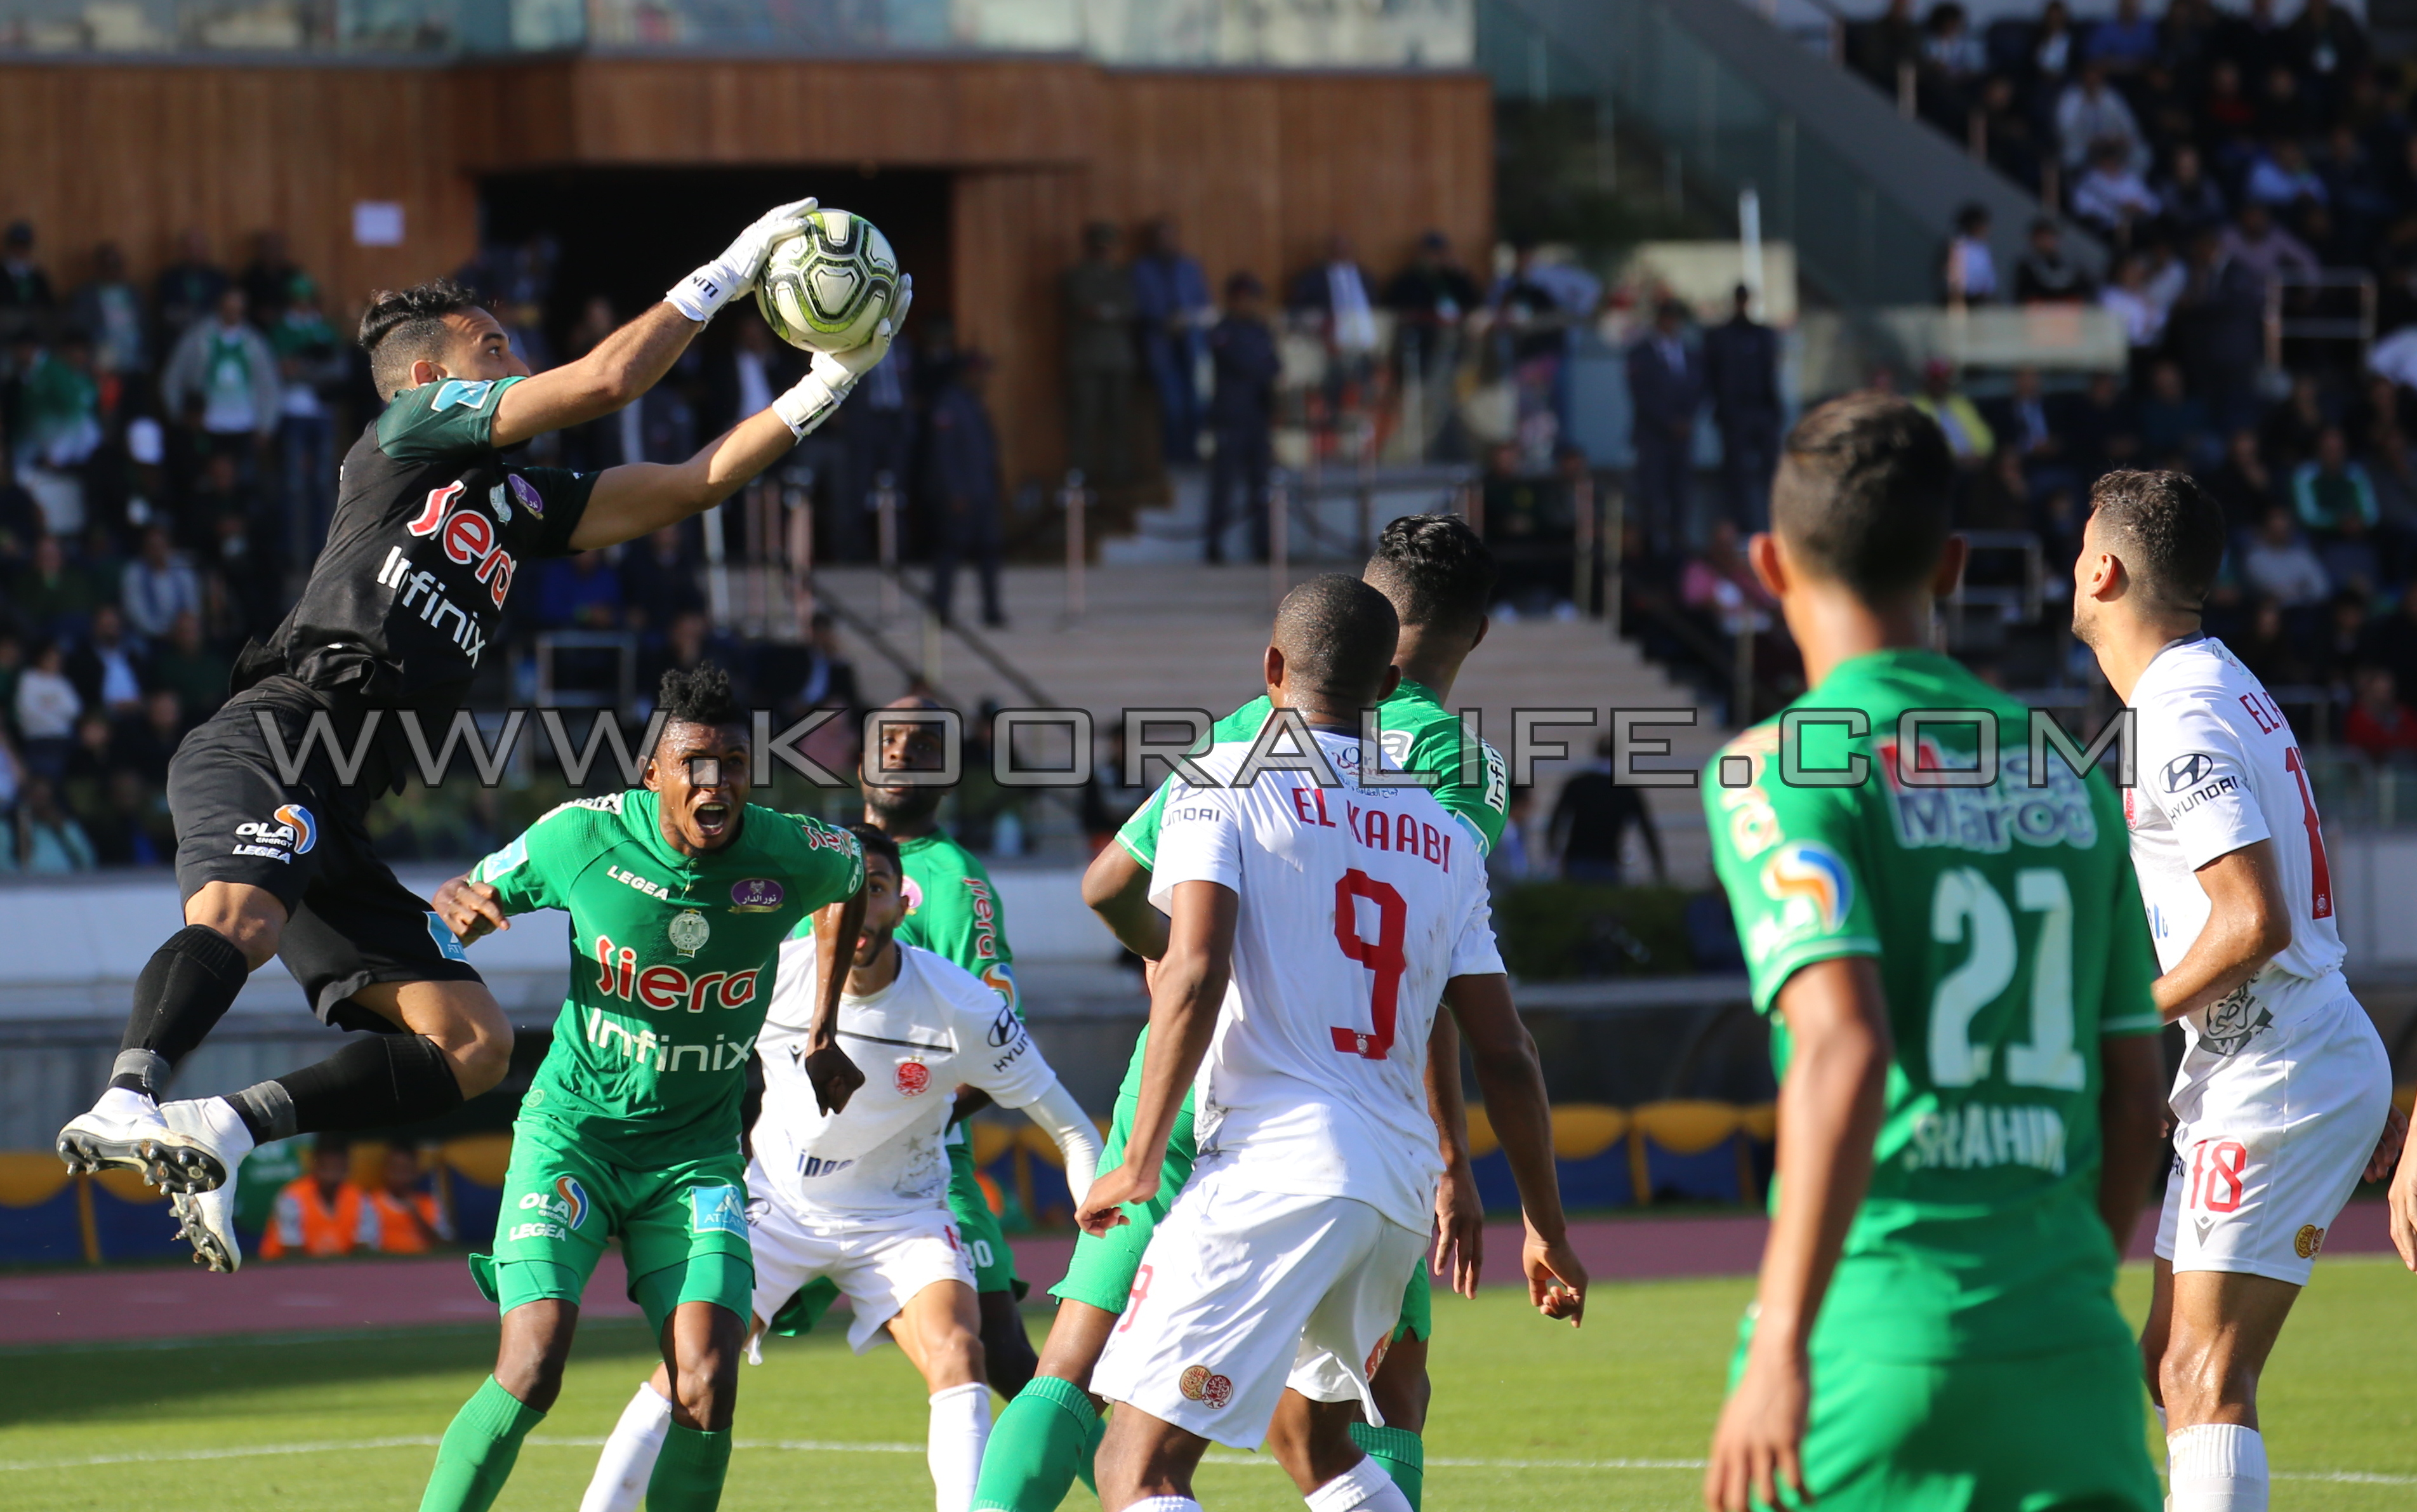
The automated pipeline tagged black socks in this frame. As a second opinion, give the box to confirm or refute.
[111,925,253,1095]
[227,1033,466,1144]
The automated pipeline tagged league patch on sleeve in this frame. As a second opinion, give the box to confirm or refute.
[689,1184,748,1238]
[426,912,472,962]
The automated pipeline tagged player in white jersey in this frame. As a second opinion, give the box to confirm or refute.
[1076,576,1584,1512]
[2073,471,2400,1512]
[578,825,1101,1512]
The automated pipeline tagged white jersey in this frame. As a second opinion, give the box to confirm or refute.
[2126,635,2348,1055]
[1149,724,1505,1235]
[752,938,1059,1221]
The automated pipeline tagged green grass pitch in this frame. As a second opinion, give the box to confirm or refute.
[3,1258,2414,1510]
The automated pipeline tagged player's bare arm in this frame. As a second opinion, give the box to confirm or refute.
[1440,971,1584,1322]
[1426,1011,1485,1298]
[1080,839,1170,960]
[2098,1031,2168,1248]
[2152,840,2291,1022]
[803,889,871,1115]
[1705,955,1891,1512]
[1076,879,1236,1231]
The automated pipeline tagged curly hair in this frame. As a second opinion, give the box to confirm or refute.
[657,660,742,732]
[358,279,485,400]
[1363,512,1496,635]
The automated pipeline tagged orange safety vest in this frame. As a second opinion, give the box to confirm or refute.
[362,1189,451,1254]
[260,1177,364,1259]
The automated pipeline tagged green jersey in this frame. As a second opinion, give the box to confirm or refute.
[1116,677,1509,865]
[473,791,865,1160]
[1703,649,2162,1362]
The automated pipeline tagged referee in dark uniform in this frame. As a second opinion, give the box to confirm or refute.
[57,196,903,1273]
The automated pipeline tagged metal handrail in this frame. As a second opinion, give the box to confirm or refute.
[2263,268,2378,369]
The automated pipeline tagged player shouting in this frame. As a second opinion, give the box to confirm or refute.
[976,514,1503,1512]
[2072,469,2397,1512]
[56,197,906,1258]
[1702,397,2168,1511]
[1076,575,1584,1512]
[577,824,1099,1512]
[395,666,867,1512]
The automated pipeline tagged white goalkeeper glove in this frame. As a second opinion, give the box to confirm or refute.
[666,196,818,324]
[772,275,914,439]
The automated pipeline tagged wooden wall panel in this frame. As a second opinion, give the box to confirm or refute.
[951,166,1089,486]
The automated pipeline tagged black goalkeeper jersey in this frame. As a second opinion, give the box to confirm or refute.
[239,375,596,717]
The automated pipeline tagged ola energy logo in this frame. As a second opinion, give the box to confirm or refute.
[555,1176,590,1229]
[1761,840,1851,931]
[275,804,317,854]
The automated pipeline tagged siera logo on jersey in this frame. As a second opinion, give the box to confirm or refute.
[592,932,760,1012]
[1761,840,1852,932]
[398,479,518,610]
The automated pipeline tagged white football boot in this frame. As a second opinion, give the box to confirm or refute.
[56,1085,228,1193]
[159,1098,255,1273]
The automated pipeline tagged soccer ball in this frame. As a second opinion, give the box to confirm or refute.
[755,209,900,354]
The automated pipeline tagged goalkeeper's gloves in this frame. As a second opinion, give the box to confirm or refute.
[772,275,914,439]
[666,196,818,324]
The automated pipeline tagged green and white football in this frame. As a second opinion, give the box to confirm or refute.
[755,209,900,354]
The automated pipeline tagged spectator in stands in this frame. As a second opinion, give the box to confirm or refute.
[0,221,55,339]
[1985,366,2065,476]
[2074,139,2161,243]
[1062,221,1136,489]
[260,1137,364,1260]
[1851,0,1921,94]
[1549,736,1665,887]
[239,230,300,324]
[1130,216,1212,467]
[123,687,185,788]
[2014,216,2093,303]
[13,640,79,779]
[15,774,93,873]
[2065,371,2143,477]
[1978,76,2047,192]
[1487,785,1536,887]
[2367,423,2417,551]
[1205,271,1278,565]
[2237,595,2316,688]
[2347,665,2417,762]
[924,350,1005,628]
[2138,359,2218,470]
[119,525,201,641]
[2086,0,2160,73]
[0,453,40,565]
[2057,61,2149,175]
[2287,0,2366,93]
[2242,504,2331,607]
[150,610,228,720]
[161,287,278,465]
[2361,588,2417,700]
[151,229,227,352]
[2032,1,2077,86]
[272,275,344,551]
[1386,230,1479,451]
[66,604,144,720]
[2263,374,2333,468]
[2222,202,2321,295]
[16,327,103,474]
[2294,425,2381,536]
[14,536,102,641]
[1289,232,1384,416]
[1944,202,1999,306]
[1912,359,1995,469]
[1703,284,1781,533]
[784,609,859,718]
[1682,519,1777,635]
[69,242,145,387]
[619,522,704,634]
[533,550,625,631]
[2246,135,2329,210]
[364,1146,453,1254]
[2155,144,2232,240]
[1627,299,1700,554]
[2100,250,2175,352]
[2169,228,2267,432]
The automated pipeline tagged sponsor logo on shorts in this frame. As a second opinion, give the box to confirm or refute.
[2296,1224,2326,1259]
[233,804,317,862]
[896,1060,931,1096]
[690,1183,747,1237]
[731,877,786,912]
[509,1175,589,1241]
[1178,1365,1233,1409]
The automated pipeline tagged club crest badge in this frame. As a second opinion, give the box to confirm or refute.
[895,1060,931,1096]
[1178,1365,1233,1409]
[668,909,711,958]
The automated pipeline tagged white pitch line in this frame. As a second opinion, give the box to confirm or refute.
[1,1435,2409,1487]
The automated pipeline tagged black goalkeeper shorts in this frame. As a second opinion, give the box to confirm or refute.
[168,684,482,1026]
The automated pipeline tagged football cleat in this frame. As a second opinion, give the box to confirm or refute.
[161,1101,244,1273]
[56,1095,227,1193]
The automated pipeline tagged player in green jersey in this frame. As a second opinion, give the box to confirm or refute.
[411,666,869,1512]
[974,514,1502,1512]
[1699,396,2168,1512]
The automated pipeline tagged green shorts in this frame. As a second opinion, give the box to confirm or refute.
[1725,1316,2159,1511]
[948,1136,1025,1297]
[468,1118,755,1336]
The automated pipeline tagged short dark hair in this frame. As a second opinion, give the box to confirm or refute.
[1364,514,1495,636]
[359,279,484,401]
[2089,468,2227,611]
[848,821,903,877]
[1771,394,1954,602]
[1271,574,1400,708]
[657,660,741,733]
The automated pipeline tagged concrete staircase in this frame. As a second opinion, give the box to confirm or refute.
[809,561,1726,884]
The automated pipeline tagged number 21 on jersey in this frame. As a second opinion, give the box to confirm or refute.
[1928,866,2086,1091]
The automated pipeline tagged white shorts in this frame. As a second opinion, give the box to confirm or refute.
[745,1194,974,1354]
[2155,988,2392,1285]
[1089,1162,1427,1450]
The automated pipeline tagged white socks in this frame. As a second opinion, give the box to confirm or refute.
[2168,1422,2268,1512]
[580,1381,673,1512]
[927,1381,991,1512]
[1305,1457,1414,1512]
[1117,1500,1202,1512]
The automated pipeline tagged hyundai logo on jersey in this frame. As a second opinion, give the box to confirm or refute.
[2162,752,2218,793]
[1762,840,1853,931]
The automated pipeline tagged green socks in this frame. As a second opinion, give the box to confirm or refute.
[420,1376,546,1512]
[644,1422,733,1512]
[1349,1421,1426,1509]
[972,1374,1103,1511]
